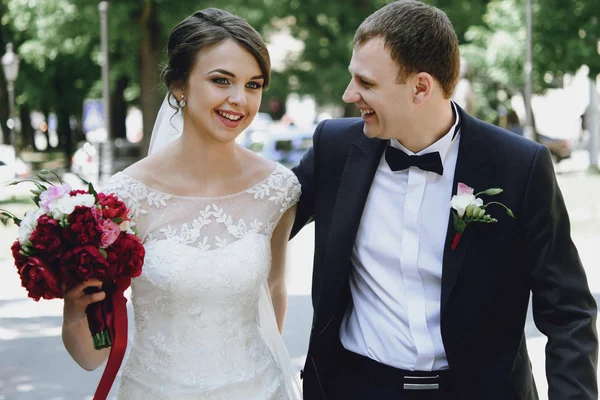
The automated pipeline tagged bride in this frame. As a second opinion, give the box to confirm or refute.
[60,8,302,399]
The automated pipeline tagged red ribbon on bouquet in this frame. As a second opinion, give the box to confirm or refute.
[93,278,131,400]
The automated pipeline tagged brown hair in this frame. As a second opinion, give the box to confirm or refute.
[354,0,460,98]
[160,8,271,107]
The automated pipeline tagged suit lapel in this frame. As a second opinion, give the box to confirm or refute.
[317,134,385,327]
[441,108,493,316]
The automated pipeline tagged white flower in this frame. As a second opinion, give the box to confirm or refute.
[119,220,134,234]
[18,209,44,245]
[48,194,96,219]
[450,191,483,218]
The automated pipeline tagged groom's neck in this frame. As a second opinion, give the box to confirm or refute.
[395,99,456,153]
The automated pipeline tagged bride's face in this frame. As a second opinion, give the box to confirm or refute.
[180,39,265,143]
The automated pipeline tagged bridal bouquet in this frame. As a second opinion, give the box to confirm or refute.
[1,170,144,350]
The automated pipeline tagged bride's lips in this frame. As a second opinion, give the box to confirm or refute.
[214,109,245,128]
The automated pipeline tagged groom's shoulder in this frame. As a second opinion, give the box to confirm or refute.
[314,117,364,142]
[466,114,544,160]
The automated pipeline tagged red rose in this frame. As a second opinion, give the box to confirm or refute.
[29,215,65,262]
[11,240,27,269]
[18,256,62,301]
[106,233,144,279]
[63,206,101,246]
[69,189,89,196]
[98,193,129,221]
[60,245,110,288]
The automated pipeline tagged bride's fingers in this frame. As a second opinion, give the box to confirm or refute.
[64,279,104,299]
[81,290,106,306]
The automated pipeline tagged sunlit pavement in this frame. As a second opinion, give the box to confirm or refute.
[0,163,599,399]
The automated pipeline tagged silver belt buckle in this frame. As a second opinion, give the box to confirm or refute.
[403,375,440,390]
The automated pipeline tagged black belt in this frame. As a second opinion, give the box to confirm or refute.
[341,348,452,391]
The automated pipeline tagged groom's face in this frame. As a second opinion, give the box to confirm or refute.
[343,37,414,141]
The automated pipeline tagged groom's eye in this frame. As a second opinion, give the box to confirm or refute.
[359,78,373,88]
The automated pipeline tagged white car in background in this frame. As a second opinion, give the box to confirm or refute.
[246,125,314,167]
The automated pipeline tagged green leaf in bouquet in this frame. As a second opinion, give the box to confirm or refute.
[9,180,47,195]
[112,217,125,224]
[0,210,21,226]
[99,248,108,259]
[35,174,54,187]
[38,169,63,185]
[88,182,99,202]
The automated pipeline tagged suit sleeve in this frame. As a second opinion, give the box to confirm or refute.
[290,120,326,239]
[524,145,598,399]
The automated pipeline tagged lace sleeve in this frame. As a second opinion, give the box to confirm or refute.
[266,166,301,235]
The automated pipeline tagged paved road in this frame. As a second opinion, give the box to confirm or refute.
[0,168,599,399]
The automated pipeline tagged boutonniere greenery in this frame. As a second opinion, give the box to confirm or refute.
[449,182,515,250]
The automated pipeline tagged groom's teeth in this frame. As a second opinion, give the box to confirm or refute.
[361,109,375,116]
[217,111,242,121]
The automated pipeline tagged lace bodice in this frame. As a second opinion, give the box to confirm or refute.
[101,164,301,400]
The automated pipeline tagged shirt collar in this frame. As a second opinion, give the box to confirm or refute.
[390,101,461,163]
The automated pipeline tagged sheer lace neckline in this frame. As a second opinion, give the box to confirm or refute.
[119,163,282,200]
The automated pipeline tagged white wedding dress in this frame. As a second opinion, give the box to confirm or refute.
[102,163,301,400]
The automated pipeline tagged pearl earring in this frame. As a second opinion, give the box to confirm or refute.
[179,94,186,108]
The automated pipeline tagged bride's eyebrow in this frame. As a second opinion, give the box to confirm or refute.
[206,68,263,81]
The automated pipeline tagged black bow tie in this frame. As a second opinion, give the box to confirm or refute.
[385,145,444,175]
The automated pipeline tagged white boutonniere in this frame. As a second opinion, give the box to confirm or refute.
[450,182,515,250]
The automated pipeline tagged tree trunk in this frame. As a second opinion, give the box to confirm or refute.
[57,109,73,169]
[111,76,129,140]
[138,1,163,158]
[521,90,540,143]
[0,2,10,145]
[41,102,51,148]
[19,103,34,150]
[55,74,73,169]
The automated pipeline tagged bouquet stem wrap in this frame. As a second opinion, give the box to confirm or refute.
[86,281,116,350]
[92,278,131,400]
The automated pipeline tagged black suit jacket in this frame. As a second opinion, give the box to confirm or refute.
[291,107,598,400]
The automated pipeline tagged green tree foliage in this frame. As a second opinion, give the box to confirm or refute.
[461,0,600,122]
[270,0,488,115]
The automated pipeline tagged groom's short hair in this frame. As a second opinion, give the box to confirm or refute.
[354,0,460,99]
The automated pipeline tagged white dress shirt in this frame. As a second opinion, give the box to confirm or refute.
[339,104,461,371]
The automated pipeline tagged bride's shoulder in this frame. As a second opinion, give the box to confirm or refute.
[121,157,156,184]
[242,150,300,199]
[120,149,174,187]
[102,155,159,197]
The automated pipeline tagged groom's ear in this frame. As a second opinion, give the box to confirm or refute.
[412,72,434,105]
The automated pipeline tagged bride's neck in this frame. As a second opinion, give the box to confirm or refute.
[172,131,244,179]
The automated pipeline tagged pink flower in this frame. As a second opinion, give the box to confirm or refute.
[99,219,121,249]
[39,184,72,211]
[91,206,103,222]
[457,182,473,196]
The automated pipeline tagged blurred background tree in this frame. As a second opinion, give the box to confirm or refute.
[0,0,598,165]
[461,0,600,123]
[268,0,488,116]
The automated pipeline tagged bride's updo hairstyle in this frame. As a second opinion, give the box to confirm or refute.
[160,8,271,108]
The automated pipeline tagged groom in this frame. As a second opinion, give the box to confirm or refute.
[291,1,598,399]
